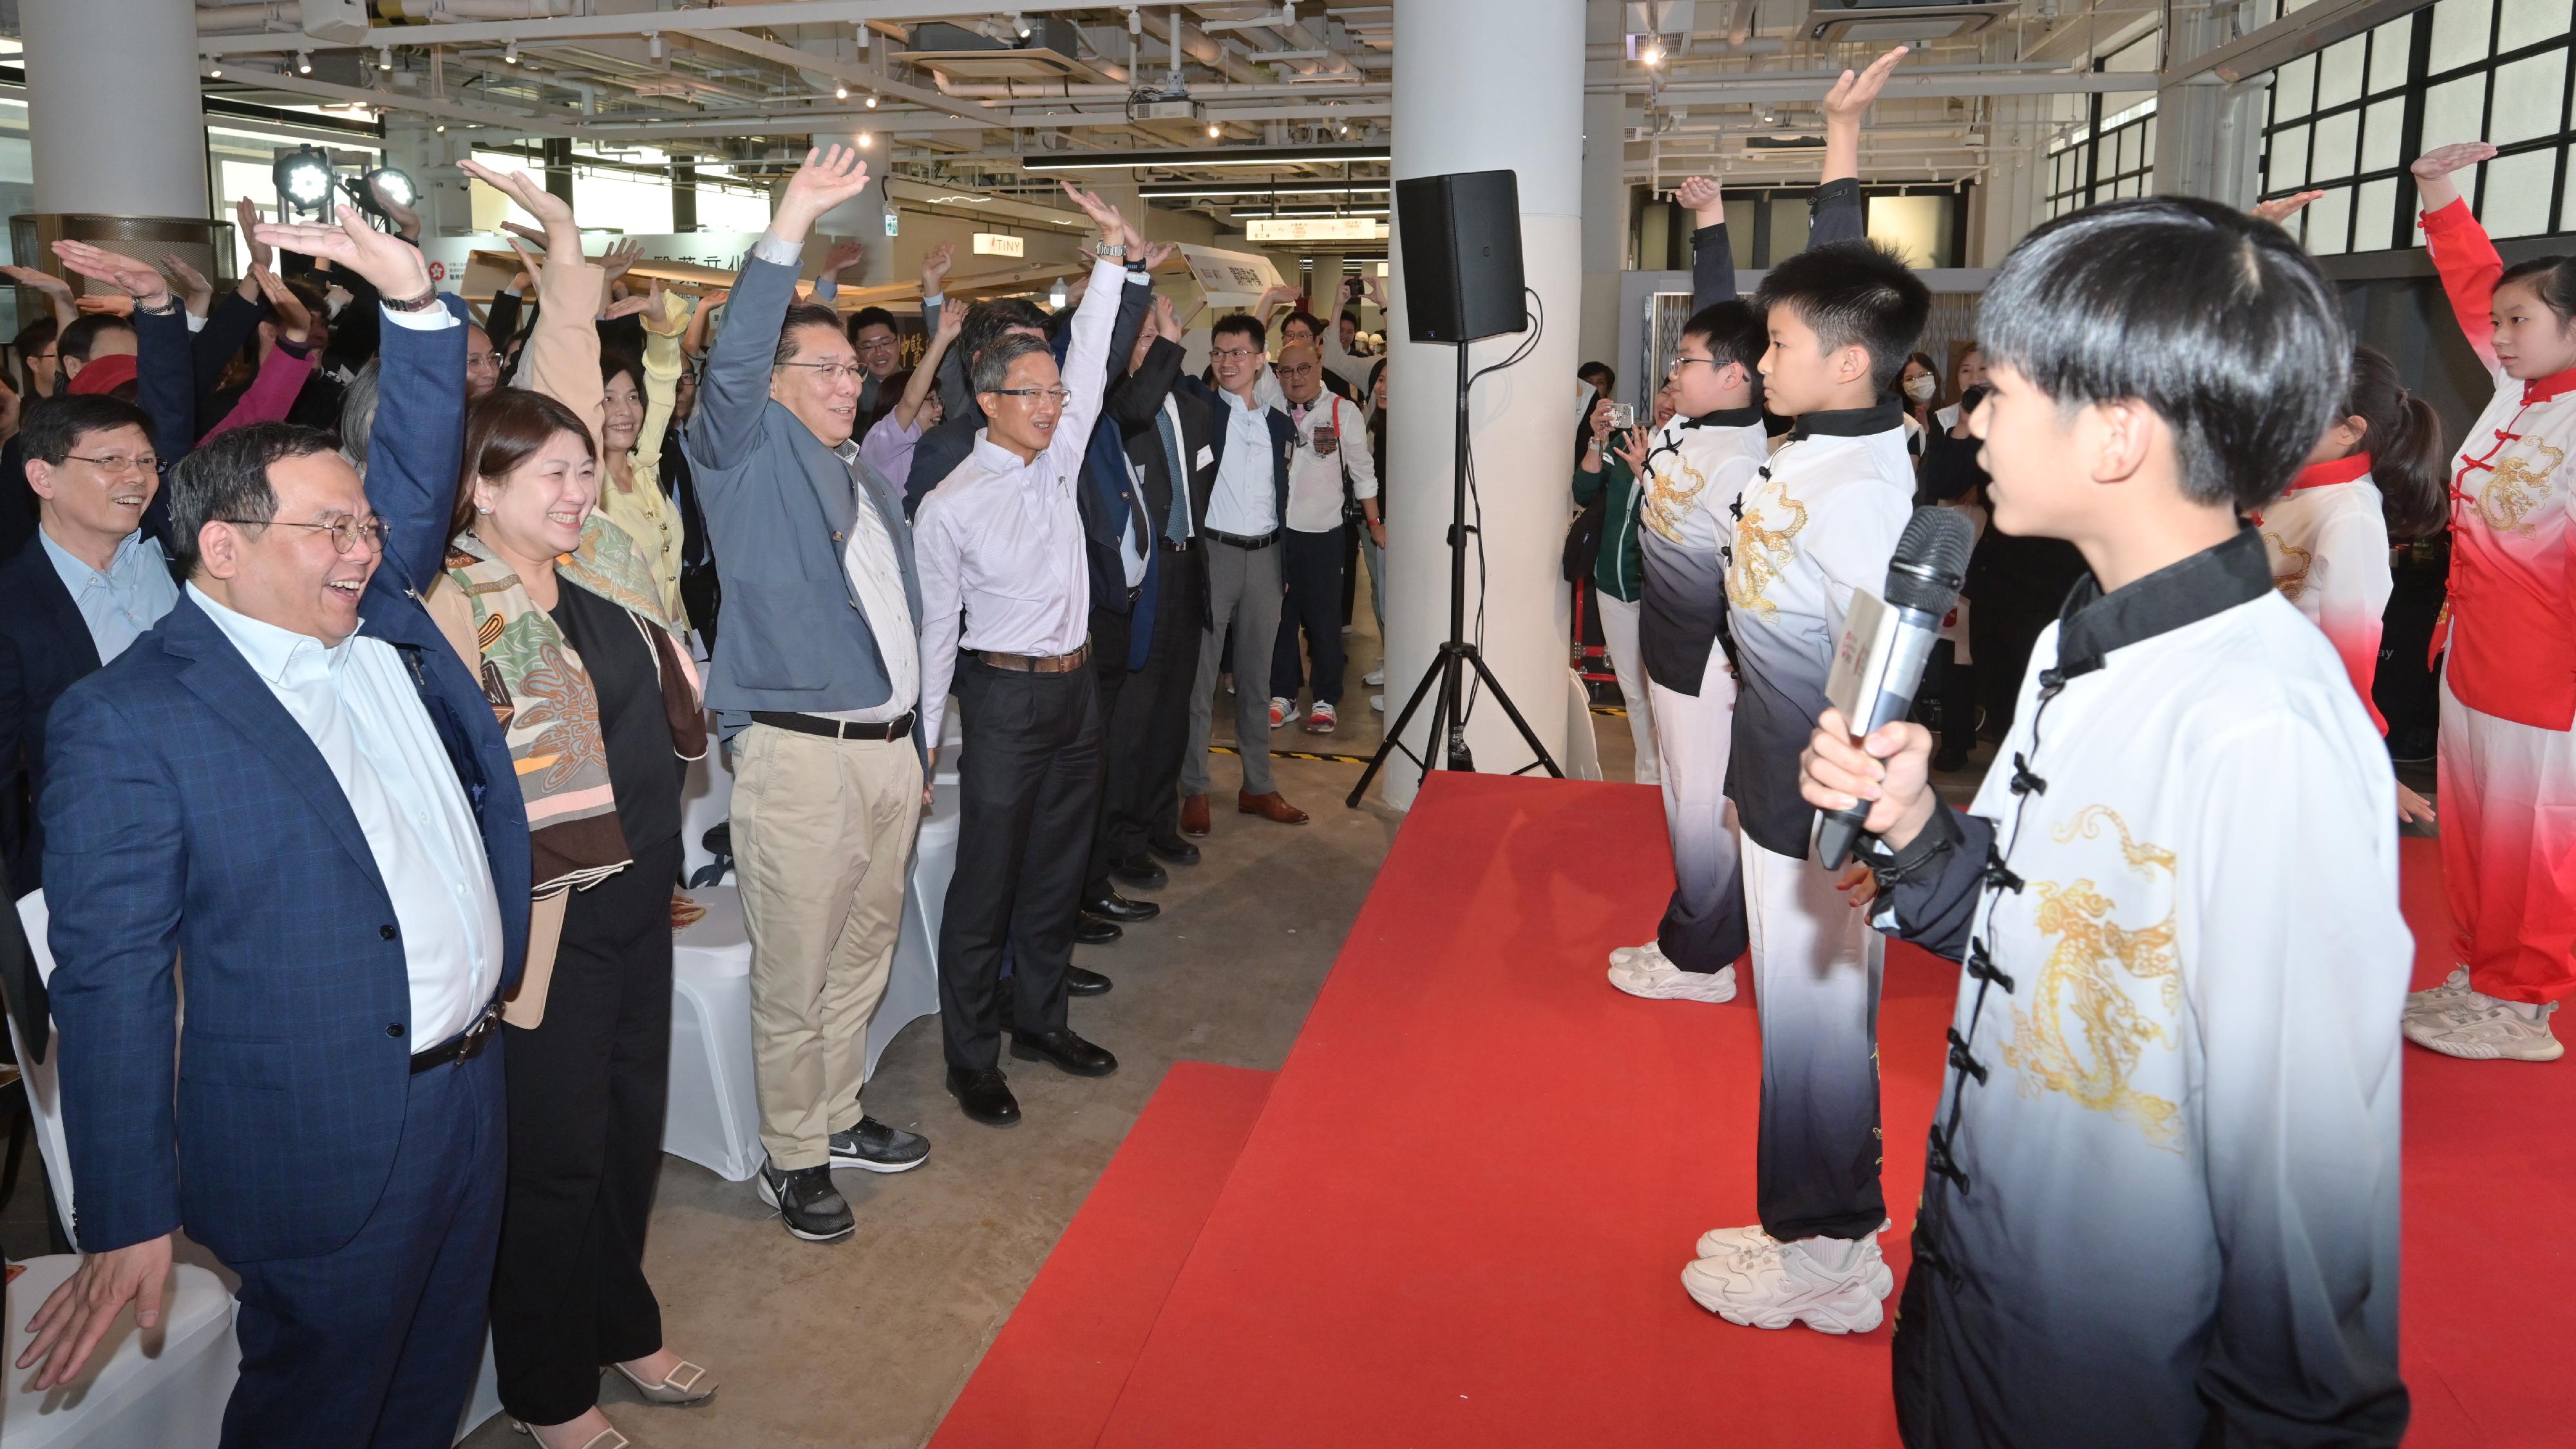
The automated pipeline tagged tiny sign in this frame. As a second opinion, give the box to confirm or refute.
[972,231,1025,257]
[1244,216,1388,243]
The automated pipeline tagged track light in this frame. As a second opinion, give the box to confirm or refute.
[864,93,878,109]
[1207,122,1222,139]
[1641,42,1663,67]
[647,32,664,61]
[207,61,222,79]
[296,50,313,74]
[435,122,448,133]
[504,40,519,64]
[1012,12,1033,39]
[836,83,849,99]
[378,46,392,70]
[858,131,874,149]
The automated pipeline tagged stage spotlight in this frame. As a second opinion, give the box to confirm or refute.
[273,146,337,217]
[363,166,418,209]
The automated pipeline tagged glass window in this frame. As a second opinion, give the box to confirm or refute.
[2481,146,2558,234]
[573,168,673,236]
[2430,0,2494,73]
[2275,54,2318,120]
[2271,123,2312,187]
[2305,185,2354,256]
[2562,144,2576,230]
[2421,73,2488,146]
[2311,109,2362,180]
[1765,202,1810,263]
[2370,19,2415,93]
[2353,176,2401,251]
[694,185,773,235]
[2318,35,2369,108]
[2489,49,2568,143]
[2497,0,2571,53]
[2362,97,2408,171]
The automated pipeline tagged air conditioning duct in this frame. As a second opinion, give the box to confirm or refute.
[1799,0,2018,42]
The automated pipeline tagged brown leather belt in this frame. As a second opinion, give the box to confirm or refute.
[976,643,1090,673]
[411,1001,502,1074]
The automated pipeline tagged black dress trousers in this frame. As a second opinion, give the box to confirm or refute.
[1124,545,1208,849]
[1081,605,1135,900]
[938,657,1106,1070]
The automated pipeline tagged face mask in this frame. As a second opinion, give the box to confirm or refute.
[1904,375,1938,402]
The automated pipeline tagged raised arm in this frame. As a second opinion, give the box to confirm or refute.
[809,238,864,303]
[893,295,965,431]
[1811,46,1905,249]
[2412,143,2504,370]
[632,281,688,475]
[463,162,607,443]
[1678,176,1738,310]
[201,267,320,439]
[254,206,455,594]
[688,146,873,477]
[1108,297,1188,431]
[57,244,191,466]
[1048,183,1139,470]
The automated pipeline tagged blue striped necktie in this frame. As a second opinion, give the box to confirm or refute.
[1156,401,1193,544]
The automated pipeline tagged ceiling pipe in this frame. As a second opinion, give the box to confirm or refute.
[378,0,574,19]
[196,3,299,30]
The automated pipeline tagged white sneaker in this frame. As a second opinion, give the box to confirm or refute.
[1696,1220,1895,1281]
[2403,990,2564,1062]
[1606,937,1660,971]
[1364,668,1385,687]
[1368,694,1384,712]
[1270,696,1298,728]
[2405,966,2477,1019]
[1681,1236,1891,1333]
[1609,954,1738,1004]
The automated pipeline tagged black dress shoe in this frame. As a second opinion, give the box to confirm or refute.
[944,1067,1021,1126]
[1065,965,1113,996]
[756,1160,855,1241]
[1009,1028,1119,1077]
[1112,855,1169,889]
[1146,834,1202,866]
[1083,889,1161,923]
[1075,914,1123,945]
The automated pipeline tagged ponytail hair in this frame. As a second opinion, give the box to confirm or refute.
[2345,345,2449,540]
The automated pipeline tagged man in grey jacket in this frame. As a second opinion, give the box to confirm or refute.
[683,146,932,1244]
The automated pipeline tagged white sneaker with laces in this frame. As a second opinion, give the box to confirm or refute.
[1606,937,1660,971]
[2405,966,2477,1019]
[1364,668,1385,687]
[1694,1222,1895,1294]
[2403,989,2563,1062]
[1609,947,1738,1004]
[1681,1236,1891,1333]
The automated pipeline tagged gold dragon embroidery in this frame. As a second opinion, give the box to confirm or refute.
[1725,480,1808,617]
[2264,529,2313,603]
[2475,439,2561,536]
[2001,804,2185,1152]
[1642,454,1708,545]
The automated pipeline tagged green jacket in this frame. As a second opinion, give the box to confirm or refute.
[1572,451,1644,603]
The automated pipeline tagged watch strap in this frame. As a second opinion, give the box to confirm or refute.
[383,286,443,313]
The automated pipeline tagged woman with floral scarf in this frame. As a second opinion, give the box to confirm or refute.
[433,160,714,1449]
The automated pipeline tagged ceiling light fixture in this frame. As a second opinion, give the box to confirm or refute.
[504,40,520,64]
[865,93,879,109]
[857,131,874,148]
[1012,12,1034,39]
[378,46,393,70]
[206,60,222,78]
[1207,122,1223,139]
[1641,42,1663,66]
[647,32,664,61]
[295,50,313,74]
[435,122,447,133]
[1020,144,1388,171]
[836,83,849,99]
[1139,181,1394,199]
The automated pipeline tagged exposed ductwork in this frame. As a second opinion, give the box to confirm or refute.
[378,0,576,19]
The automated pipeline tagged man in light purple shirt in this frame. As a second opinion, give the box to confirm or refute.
[911,184,1142,1129]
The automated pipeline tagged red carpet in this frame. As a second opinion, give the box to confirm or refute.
[929,1063,1274,1449]
[946,773,2574,1447]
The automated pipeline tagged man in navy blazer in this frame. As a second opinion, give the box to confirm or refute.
[19,212,531,1449]
[1172,312,1305,834]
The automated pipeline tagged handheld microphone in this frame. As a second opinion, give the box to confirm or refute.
[1814,506,1977,871]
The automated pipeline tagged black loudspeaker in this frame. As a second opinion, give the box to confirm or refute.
[1396,169,1529,344]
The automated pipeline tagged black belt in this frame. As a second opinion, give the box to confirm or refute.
[1201,527,1279,551]
[752,710,916,741]
[411,1001,501,1074]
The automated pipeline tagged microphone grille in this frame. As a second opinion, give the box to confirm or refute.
[1883,506,1976,615]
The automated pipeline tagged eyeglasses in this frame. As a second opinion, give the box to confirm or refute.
[853,336,900,353]
[63,451,164,476]
[216,515,392,555]
[1669,355,1723,372]
[466,350,503,370]
[1209,346,1261,362]
[777,360,867,383]
[1275,363,1318,379]
[987,385,1072,404]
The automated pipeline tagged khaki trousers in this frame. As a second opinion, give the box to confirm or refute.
[730,723,924,1171]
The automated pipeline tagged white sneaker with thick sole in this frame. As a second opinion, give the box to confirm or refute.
[1693,1224,1895,1296]
[1368,694,1384,712]
[1607,937,1660,971]
[2403,990,2563,1062]
[1681,1236,1891,1333]
[2405,966,2477,1019]
[1609,953,1738,1004]
[1364,668,1385,687]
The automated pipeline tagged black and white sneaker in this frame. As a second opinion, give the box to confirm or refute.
[828,1117,931,1174]
[755,1160,855,1242]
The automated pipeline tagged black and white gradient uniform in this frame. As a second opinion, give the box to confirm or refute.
[1870,528,2410,1447]
[1722,399,1914,1242]
[1636,406,1766,974]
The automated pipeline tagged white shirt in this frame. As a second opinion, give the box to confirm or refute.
[1282,393,1377,534]
[822,438,922,725]
[41,527,179,663]
[190,584,504,1050]
[1202,386,1281,537]
[913,258,1132,743]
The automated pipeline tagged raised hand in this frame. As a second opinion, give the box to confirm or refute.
[640,279,688,337]
[73,294,136,317]
[252,205,432,303]
[1613,426,1651,477]
[1674,175,1724,225]
[1152,292,1182,343]
[1059,181,1126,245]
[773,146,873,243]
[162,254,216,318]
[2410,141,2497,212]
[602,292,654,321]
[819,238,865,277]
[252,263,316,346]
[920,238,955,295]
[1143,239,1179,270]
[935,292,969,343]
[3,263,79,328]
[597,237,643,285]
[2251,191,2325,227]
[53,240,173,308]
[1823,45,1908,125]
[460,159,581,262]
[236,196,274,270]
[1363,274,1387,308]
[1254,283,1297,315]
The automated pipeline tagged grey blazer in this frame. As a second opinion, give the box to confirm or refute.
[681,250,927,762]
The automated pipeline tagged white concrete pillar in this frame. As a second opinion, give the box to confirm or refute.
[1380,0,1587,808]
[22,0,209,218]
[1578,0,1633,381]
[2154,10,2266,209]
[1973,96,2050,269]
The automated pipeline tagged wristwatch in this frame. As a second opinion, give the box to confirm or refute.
[383,285,443,312]
[135,296,182,317]
[1094,241,1128,260]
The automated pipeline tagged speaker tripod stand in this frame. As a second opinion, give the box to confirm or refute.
[1347,342,1562,808]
